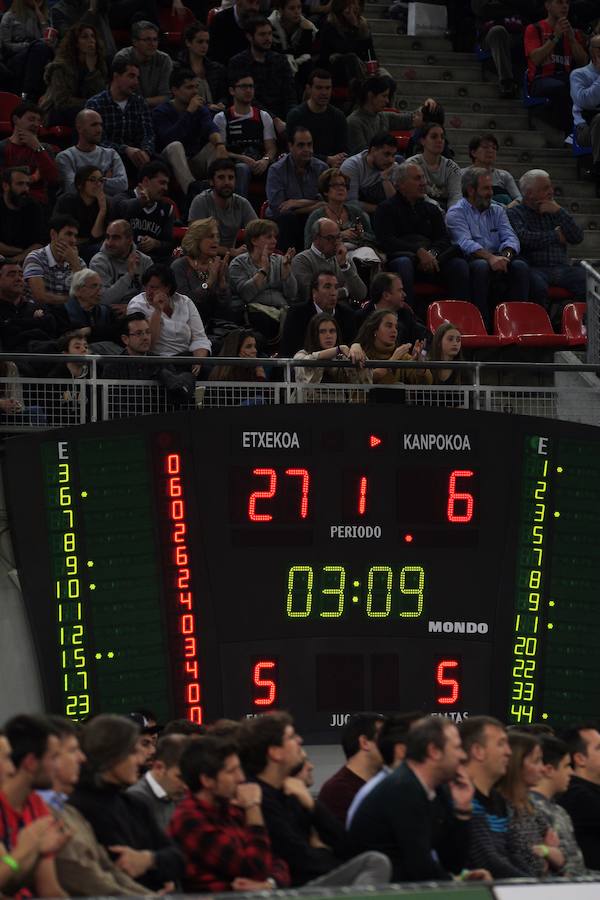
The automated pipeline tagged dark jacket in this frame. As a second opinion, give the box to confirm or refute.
[355,301,428,345]
[176,51,228,107]
[373,193,456,260]
[0,298,57,351]
[280,300,356,358]
[228,49,297,121]
[208,7,247,64]
[69,780,184,891]
[558,775,600,870]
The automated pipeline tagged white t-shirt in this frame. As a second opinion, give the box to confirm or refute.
[213,108,276,146]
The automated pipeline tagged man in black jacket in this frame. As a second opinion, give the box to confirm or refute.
[209,0,261,64]
[373,161,470,311]
[279,271,359,358]
[354,271,428,345]
[239,711,391,887]
[557,724,600,870]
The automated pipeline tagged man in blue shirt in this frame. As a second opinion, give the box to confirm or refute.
[446,167,530,325]
[570,34,600,190]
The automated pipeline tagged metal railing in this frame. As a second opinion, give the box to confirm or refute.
[1,352,600,430]
[584,260,600,365]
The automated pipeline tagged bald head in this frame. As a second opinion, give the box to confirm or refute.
[76,110,103,147]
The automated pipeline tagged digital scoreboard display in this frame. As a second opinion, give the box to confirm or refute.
[4,405,600,741]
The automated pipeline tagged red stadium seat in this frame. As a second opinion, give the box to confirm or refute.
[428,300,507,348]
[158,6,196,48]
[494,302,565,348]
[173,226,188,241]
[390,131,411,152]
[548,285,574,302]
[561,302,587,347]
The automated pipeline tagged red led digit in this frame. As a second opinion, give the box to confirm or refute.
[285,468,310,519]
[447,470,474,523]
[248,468,277,522]
[436,659,460,705]
[253,660,277,707]
[358,476,368,516]
[166,453,180,474]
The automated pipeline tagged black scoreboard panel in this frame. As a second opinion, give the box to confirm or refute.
[4,405,600,741]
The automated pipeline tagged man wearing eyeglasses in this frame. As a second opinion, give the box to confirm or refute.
[113,21,173,109]
[291,217,367,305]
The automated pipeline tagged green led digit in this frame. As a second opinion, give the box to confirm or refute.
[287,565,313,617]
[366,566,392,617]
[321,566,345,618]
[399,566,425,618]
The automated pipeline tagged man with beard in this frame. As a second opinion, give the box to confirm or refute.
[0,103,60,207]
[188,159,256,254]
[0,168,46,264]
[90,220,153,309]
[446,166,529,325]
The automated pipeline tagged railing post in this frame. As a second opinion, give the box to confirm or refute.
[473,362,481,411]
[89,357,98,423]
[285,361,293,404]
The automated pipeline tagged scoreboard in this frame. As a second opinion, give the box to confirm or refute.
[4,405,600,741]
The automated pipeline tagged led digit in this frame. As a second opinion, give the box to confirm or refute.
[436,659,460,705]
[286,565,313,617]
[252,659,278,707]
[285,468,310,519]
[320,566,345,617]
[447,470,474,523]
[399,566,425,618]
[248,468,277,522]
[366,566,392,617]
[358,476,368,516]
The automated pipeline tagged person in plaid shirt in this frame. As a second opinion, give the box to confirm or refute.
[169,736,290,893]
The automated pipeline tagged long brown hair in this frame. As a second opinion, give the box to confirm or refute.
[428,322,465,385]
[355,309,397,358]
[497,730,540,814]
[54,22,106,76]
[208,329,262,382]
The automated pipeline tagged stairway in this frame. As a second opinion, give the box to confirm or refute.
[367,10,600,264]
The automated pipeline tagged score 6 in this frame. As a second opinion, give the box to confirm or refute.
[447,470,474,524]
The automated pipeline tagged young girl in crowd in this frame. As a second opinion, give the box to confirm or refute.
[208,329,266,382]
[428,322,471,386]
[293,312,368,386]
[356,310,430,385]
[406,122,462,211]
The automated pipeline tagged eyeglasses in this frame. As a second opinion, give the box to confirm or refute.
[235,82,254,89]
[86,175,105,183]
[129,330,151,337]
[329,181,347,189]
[137,35,158,42]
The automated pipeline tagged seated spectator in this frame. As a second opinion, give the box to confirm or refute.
[153,68,228,197]
[471,0,528,98]
[286,70,349,167]
[56,110,128,197]
[209,0,261,65]
[108,0,159,31]
[112,161,174,264]
[177,22,228,111]
[266,126,328,251]
[497,731,564,877]
[113,21,173,109]
[228,17,297,135]
[24,214,85,306]
[0,102,60,207]
[317,0,376,87]
[340,132,399,215]
[0,260,57,351]
[127,735,188,834]
[208,328,267,381]
[40,23,107,127]
[373,162,470,312]
[460,715,527,878]
[428,322,472,386]
[0,0,54,100]
[347,76,431,156]
[170,735,290,893]
[69,714,185,892]
[90,219,153,309]
[52,267,115,342]
[532,735,592,878]
[293,312,368,387]
[347,717,477,883]
[128,264,211,371]
[292,217,367,305]
[304,169,376,260]
[356,309,430,385]
[229,218,297,339]
[268,0,317,86]
[213,73,277,197]
[406,123,462,211]
[507,168,585,310]
[49,0,115,58]
[0,716,66,896]
[239,711,391,886]
[405,101,451,159]
[0,168,45,265]
[188,158,255,254]
[318,714,384,825]
[346,714,420,829]
[463,133,521,206]
[557,724,600,870]
[570,34,600,191]
[354,271,427,343]
[525,0,588,139]
[446,167,529,325]
[86,57,155,175]
[54,166,109,262]
[280,270,357,357]
[171,218,233,331]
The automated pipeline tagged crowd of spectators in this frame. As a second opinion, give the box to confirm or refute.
[0,0,596,414]
[3,709,600,895]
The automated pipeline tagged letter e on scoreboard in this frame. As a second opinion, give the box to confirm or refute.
[537,438,548,456]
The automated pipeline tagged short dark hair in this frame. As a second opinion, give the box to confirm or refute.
[0,259,22,273]
[368,131,397,151]
[11,102,42,127]
[311,270,337,293]
[539,734,569,768]
[184,21,208,42]
[468,132,499,162]
[238,711,293,776]
[50,214,79,234]
[120,311,147,338]
[170,67,196,89]
[370,271,398,305]
[111,56,139,78]
[208,157,236,180]
[341,712,385,759]
[405,716,449,763]
[1,166,30,186]
[377,712,423,766]
[154,733,188,767]
[459,715,505,755]
[288,124,312,144]
[141,264,177,293]
[4,715,57,768]
[307,68,332,86]
[354,74,393,107]
[228,70,254,89]
[74,164,102,191]
[46,715,78,740]
[56,329,87,352]
[162,718,206,736]
[179,736,238,790]
[243,15,271,34]
[139,160,171,182]
[560,724,600,764]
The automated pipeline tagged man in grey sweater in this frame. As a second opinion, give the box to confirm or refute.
[113,21,173,108]
[90,220,153,308]
[291,218,367,305]
[56,110,128,197]
[127,734,188,834]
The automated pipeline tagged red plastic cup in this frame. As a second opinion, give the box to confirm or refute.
[43,26,58,44]
[366,59,379,75]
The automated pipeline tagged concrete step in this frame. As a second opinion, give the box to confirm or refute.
[553,180,600,199]
[385,63,487,82]
[435,112,531,131]
[372,38,474,63]
[392,95,524,115]
[446,128,546,150]
[577,233,600,256]
[388,78,510,99]
[560,199,600,215]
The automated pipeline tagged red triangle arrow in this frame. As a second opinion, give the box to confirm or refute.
[369,435,382,448]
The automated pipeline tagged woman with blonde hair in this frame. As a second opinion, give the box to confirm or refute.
[171,217,232,330]
[40,22,107,125]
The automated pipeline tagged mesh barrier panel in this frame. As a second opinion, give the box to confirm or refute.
[586,263,600,365]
